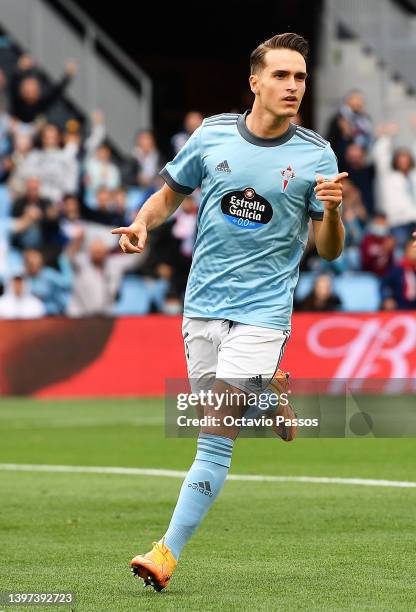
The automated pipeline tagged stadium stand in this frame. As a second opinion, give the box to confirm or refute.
[0,0,415,318]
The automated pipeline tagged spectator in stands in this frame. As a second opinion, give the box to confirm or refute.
[62,118,82,177]
[66,237,144,317]
[21,123,79,202]
[59,194,84,243]
[23,248,72,315]
[63,110,106,178]
[342,179,367,234]
[8,131,34,197]
[171,111,203,154]
[343,143,375,215]
[83,110,106,156]
[0,273,45,319]
[81,187,126,227]
[12,175,46,214]
[63,118,82,148]
[161,292,184,315]
[133,130,161,188]
[113,187,130,221]
[360,213,395,277]
[9,55,77,124]
[380,238,416,310]
[84,143,121,197]
[339,178,368,271]
[326,90,372,165]
[373,121,416,249]
[11,177,53,250]
[295,274,342,312]
[9,53,41,90]
[11,203,44,252]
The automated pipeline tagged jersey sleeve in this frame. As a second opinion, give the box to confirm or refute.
[307,144,339,220]
[160,127,203,194]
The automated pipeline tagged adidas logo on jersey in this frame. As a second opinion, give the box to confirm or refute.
[215,160,231,173]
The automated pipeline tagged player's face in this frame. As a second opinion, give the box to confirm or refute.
[250,49,307,118]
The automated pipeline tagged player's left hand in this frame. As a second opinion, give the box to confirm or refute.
[314,172,349,211]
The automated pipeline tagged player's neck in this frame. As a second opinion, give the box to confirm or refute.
[245,105,291,139]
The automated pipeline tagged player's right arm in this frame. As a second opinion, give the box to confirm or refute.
[111,184,186,254]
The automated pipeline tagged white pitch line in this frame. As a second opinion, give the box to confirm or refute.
[0,463,415,489]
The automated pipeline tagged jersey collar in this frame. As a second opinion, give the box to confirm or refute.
[237,110,297,147]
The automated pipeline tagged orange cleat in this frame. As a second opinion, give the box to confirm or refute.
[130,539,177,592]
[267,369,298,442]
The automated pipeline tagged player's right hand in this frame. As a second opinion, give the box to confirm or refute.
[111,221,147,254]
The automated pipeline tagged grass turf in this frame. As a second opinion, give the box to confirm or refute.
[0,398,415,610]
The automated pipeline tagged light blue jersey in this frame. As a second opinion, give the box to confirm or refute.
[160,111,339,330]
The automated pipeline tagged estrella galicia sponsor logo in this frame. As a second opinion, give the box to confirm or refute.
[221,187,273,230]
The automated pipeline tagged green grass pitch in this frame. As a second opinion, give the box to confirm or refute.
[0,398,415,611]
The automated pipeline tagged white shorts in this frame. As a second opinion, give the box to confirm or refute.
[182,316,290,394]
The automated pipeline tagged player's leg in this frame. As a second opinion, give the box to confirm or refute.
[159,322,243,561]
[130,317,224,590]
[159,322,297,571]
[159,321,293,575]
[130,320,293,590]
[161,376,245,561]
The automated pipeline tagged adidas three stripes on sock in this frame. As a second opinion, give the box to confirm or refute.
[163,433,234,560]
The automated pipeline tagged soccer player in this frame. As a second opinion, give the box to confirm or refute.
[112,32,347,591]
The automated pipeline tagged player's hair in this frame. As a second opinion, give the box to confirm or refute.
[250,33,309,74]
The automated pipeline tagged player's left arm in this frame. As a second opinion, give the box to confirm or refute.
[312,171,348,261]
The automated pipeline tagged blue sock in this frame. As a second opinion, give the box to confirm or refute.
[164,433,234,560]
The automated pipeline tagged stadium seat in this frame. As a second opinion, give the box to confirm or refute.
[114,275,169,315]
[334,273,380,312]
[126,187,146,212]
[0,247,24,283]
[295,272,380,312]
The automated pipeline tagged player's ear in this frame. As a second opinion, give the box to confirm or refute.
[249,74,259,95]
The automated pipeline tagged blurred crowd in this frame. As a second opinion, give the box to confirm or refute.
[296,89,416,313]
[0,53,202,319]
[0,54,415,318]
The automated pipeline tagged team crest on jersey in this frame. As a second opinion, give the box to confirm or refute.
[280,165,296,192]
